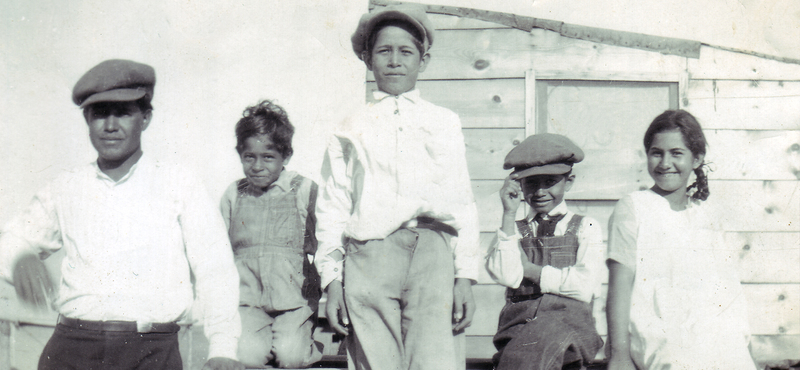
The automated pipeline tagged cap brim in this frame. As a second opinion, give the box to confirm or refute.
[511,163,573,178]
[79,88,147,108]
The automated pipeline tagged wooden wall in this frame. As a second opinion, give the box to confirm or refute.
[368,12,800,366]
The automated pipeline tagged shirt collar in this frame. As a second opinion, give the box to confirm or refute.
[372,88,421,104]
[528,201,570,222]
[92,153,149,185]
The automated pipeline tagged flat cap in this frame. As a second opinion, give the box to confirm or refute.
[504,133,585,178]
[351,4,434,60]
[72,59,155,108]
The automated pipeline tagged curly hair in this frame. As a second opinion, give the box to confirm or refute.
[235,100,294,158]
[643,109,709,201]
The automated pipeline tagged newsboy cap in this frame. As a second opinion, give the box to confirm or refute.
[504,133,585,178]
[72,59,155,108]
[351,4,434,60]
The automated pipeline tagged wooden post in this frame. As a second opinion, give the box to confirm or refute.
[0,320,11,370]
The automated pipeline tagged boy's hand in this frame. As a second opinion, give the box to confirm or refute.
[13,254,54,309]
[202,357,244,370]
[325,280,350,336]
[452,278,475,332]
[500,175,523,214]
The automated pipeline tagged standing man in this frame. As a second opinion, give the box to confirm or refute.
[0,59,244,370]
[315,5,480,370]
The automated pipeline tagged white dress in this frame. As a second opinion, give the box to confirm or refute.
[608,190,756,370]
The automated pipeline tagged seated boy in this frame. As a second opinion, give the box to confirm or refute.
[486,133,604,370]
[220,100,322,368]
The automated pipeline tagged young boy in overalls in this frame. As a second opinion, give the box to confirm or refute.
[220,100,323,368]
[486,134,605,370]
[315,4,480,370]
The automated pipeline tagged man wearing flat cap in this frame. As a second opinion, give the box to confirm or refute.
[315,4,480,370]
[0,59,244,370]
[485,133,604,370]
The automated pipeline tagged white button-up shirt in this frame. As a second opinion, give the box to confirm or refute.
[315,89,481,289]
[0,155,241,359]
[485,201,604,303]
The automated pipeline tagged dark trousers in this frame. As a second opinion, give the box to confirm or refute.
[38,323,182,370]
[493,294,603,370]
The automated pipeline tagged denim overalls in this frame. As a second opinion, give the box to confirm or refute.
[493,214,603,370]
[229,174,322,367]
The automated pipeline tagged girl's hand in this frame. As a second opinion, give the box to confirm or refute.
[607,356,637,370]
[500,175,523,214]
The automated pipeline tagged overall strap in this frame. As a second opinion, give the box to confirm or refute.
[564,214,584,237]
[236,178,249,195]
[289,173,303,192]
[515,219,534,239]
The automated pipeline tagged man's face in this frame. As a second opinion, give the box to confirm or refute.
[366,25,428,96]
[520,173,574,215]
[85,101,150,165]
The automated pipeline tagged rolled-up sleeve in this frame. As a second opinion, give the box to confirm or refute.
[485,228,524,288]
[606,196,638,271]
[315,135,353,290]
[181,178,241,360]
[539,216,605,303]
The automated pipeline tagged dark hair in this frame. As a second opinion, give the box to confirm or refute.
[643,109,709,201]
[366,19,425,57]
[235,100,294,158]
[135,97,153,113]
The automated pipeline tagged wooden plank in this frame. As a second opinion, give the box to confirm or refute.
[744,283,800,335]
[709,180,800,232]
[0,321,9,370]
[689,46,800,80]
[366,79,526,128]
[464,129,525,180]
[685,80,800,130]
[727,232,800,284]
[367,28,686,81]
[428,13,510,30]
[705,129,800,180]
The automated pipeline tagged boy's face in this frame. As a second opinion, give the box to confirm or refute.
[240,134,290,189]
[366,25,429,96]
[520,173,574,215]
[85,101,150,165]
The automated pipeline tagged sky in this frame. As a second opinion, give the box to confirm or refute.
[0,0,367,224]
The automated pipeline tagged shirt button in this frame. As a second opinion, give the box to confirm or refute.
[334,268,339,272]
[398,127,403,131]
[394,109,399,115]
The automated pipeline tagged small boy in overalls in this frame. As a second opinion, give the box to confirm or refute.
[220,100,323,368]
[486,133,604,370]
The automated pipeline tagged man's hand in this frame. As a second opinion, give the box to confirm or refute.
[499,175,523,214]
[325,280,350,336]
[202,357,244,370]
[12,253,54,309]
[452,278,475,332]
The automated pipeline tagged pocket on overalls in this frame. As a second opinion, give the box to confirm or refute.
[261,251,307,311]
[548,251,576,268]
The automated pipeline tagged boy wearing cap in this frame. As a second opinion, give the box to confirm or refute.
[486,134,604,370]
[315,4,480,370]
[0,59,243,370]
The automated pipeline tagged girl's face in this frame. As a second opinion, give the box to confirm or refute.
[240,134,289,189]
[647,129,703,194]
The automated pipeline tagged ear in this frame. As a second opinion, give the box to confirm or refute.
[418,52,431,72]
[141,110,152,131]
[564,174,576,192]
[283,153,292,166]
[692,153,705,170]
[362,51,373,71]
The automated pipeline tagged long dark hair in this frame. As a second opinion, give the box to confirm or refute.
[643,109,709,201]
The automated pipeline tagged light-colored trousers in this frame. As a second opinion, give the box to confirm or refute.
[344,227,464,370]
